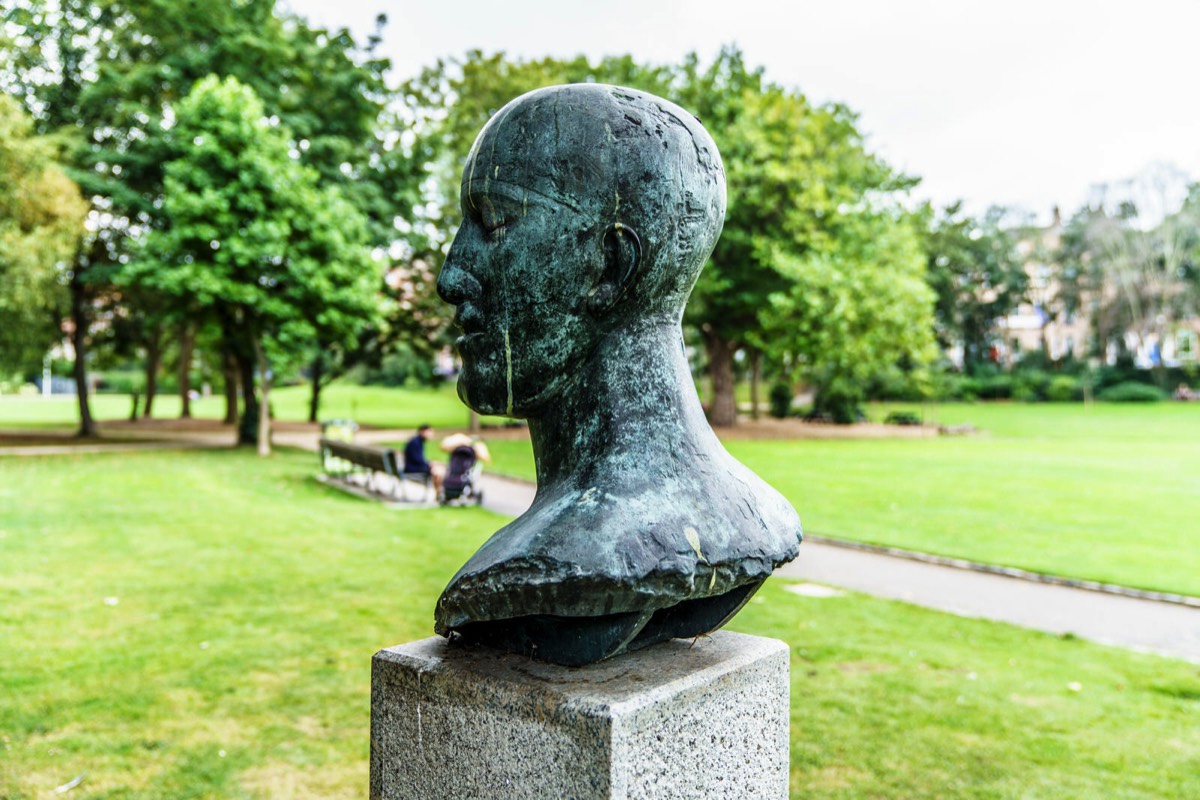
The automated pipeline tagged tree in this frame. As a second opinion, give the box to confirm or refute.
[128,75,379,453]
[675,51,928,424]
[1056,165,1200,368]
[0,96,87,375]
[2,0,398,429]
[763,206,936,422]
[922,202,1028,371]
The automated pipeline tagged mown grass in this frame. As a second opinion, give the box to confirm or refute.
[0,383,483,431]
[469,404,1200,597]
[1,448,1197,798]
[739,403,1200,597]
[7,388,1197,595]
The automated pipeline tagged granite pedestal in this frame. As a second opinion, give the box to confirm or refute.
[370,630,790,799]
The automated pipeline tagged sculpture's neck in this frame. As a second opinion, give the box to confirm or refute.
[528,317,717,489]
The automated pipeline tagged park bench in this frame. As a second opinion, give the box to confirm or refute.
[318,438,433,502]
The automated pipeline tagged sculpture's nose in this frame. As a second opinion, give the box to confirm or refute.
[437,238,483,306]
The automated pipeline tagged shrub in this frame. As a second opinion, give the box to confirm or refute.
[1097,381,1167,403]
[768,382,793,419]
[930,372,979,402]
[813,389,863,424]
[950,375,981,401]
[363,346,435,388]
[884,411,922,426]
[976,374,1013,400]
[864,366,925,402]
[1046,375,1081,402]
[1012,370,1051,402]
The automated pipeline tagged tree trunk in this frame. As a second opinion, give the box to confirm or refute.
[222,350,239,425]
[749,349,762,421]
[308,350,323,424]
[179,324,195,418]
[142,326,162,419]
[469,409,481,433]
[703,329,738,427]
[236,348,258,446]
[69,272,97,438]
[253,335,271,457]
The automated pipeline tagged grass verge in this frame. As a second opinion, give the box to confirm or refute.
[462,404,1200,596]
[1,448,1197,798]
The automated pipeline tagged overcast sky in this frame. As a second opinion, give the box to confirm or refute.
[285,0,1199,223]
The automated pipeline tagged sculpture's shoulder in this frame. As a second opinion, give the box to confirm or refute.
[473,450,800,578]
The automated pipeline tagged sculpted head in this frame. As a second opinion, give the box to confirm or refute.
[437,84,726,417]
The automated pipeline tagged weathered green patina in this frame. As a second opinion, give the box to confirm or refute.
[435,84,802,666]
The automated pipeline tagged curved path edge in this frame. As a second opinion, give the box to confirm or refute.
[478,472,1200,664]
[803,533,1200,608]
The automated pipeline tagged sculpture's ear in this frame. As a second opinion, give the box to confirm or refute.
[588,223,642,316]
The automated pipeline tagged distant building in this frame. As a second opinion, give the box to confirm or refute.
[998,207,1199,368]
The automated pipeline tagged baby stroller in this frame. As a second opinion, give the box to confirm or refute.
[441,445,484,506]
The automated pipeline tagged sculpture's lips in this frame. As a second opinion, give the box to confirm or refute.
[454,305,486,335]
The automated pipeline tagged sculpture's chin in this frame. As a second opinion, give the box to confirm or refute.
[456,358,576,421]
[456,373,507,418]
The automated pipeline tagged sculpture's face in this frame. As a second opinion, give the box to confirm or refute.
[437,133,605,417]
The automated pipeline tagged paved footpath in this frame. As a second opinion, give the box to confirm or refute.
[477,473,1200,664]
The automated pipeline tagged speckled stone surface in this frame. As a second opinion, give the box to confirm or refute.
[370,630,789,799]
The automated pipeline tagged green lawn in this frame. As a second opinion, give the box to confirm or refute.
[739,403,1200,597]
[8,388,1198,595]
[1,448,1196,798]
[0,383,493,431]
[470,404,1200,597]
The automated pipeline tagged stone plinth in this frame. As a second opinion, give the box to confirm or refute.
[370,631,790,800]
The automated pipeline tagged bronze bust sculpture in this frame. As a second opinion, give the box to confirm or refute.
[435,84,801,666]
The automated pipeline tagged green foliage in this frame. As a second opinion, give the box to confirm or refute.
[1012,369,1052,403]
[355,344,439,388]
[922,203,1028,369]
[768,381,793,419]
[1,0,405,427]
[976,374,1014,400]
[0,96,86,371]
[3,449,1199,798]
[681,51,935,423]
[763,206,937,421]
[1096,381,1167,402]
[883,410,923,426]
[1046,375,1082,402]
[128,75,379,357]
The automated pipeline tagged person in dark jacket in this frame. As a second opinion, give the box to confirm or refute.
[403,424,444,493]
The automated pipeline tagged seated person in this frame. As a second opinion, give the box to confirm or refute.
[403,424,444,493]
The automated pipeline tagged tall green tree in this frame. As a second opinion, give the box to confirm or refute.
[764,206,935,422]
[128,75,379,452]
[2,0,398,430]
[0,95,87,374]
[922,202,1028,371]
[675,49,928,424]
